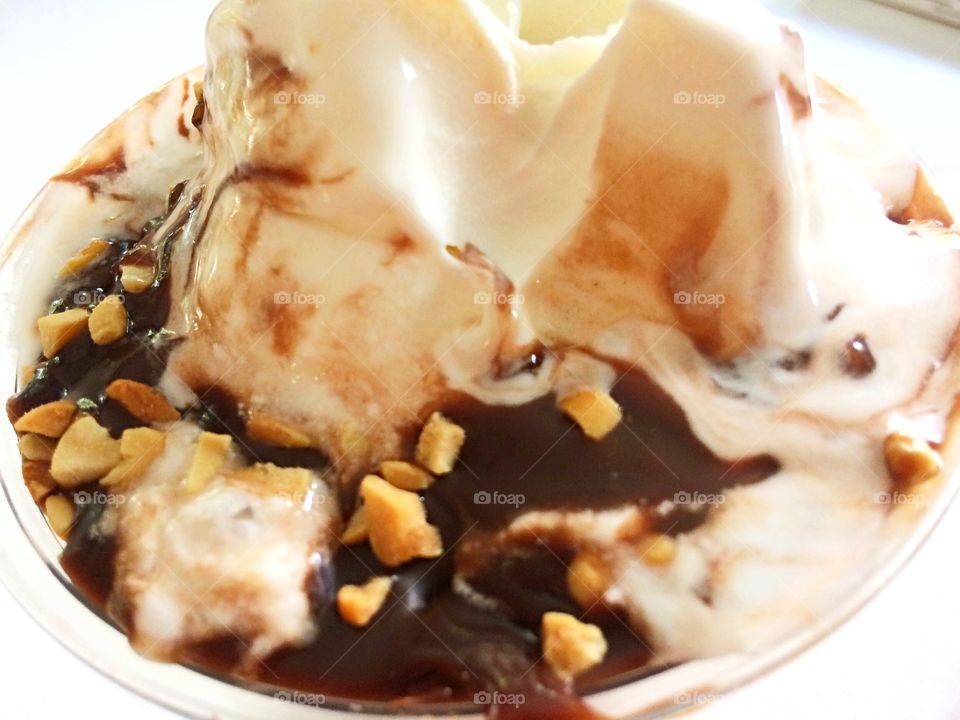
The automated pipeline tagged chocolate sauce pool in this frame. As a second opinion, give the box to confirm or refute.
[8,212,779,717]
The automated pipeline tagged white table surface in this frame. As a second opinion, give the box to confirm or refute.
[0,1,958,718]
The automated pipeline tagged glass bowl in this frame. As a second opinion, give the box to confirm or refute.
[0,74,957,720]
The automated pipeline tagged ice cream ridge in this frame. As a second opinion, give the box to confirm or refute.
[5,0,960,716]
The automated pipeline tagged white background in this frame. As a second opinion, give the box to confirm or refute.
[0,1,958,718]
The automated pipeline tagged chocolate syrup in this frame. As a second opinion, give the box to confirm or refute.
[8,211,779,717]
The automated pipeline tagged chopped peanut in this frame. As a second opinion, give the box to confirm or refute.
[120,264,154,293]
[542,612,608,679]
[101,427,166,486]
[88,296,128,345]
[22,461,57,503]
[185,432,233,492]
[337,576,393,627]
[559,389,622,441]
[60,239,109,277]
[37,308,89,358]
[13,400,76,437]
[105,379,180,423]
[228,463,313,503]
[415,412,465,474]
[360,475,443,567]
[637,534,676,566]
[50,416,122,487]
[567,551,612,610]
[341,506,369,545]
[246,413,312,448]
[884,432,942,486]
[18,433,56,462]
[45,495,76,539]
[380,460,435,491]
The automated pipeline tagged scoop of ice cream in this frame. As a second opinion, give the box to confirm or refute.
[109,424,338,662]
[158,0,957,482]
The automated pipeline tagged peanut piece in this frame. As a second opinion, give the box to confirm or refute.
[229,463,313,503]
[119,264,154,293]
[637,534,676,566]
[50,416,121,487]
[88,296,128,345]
[341,506,369,545]
[101,427,166,486]
[60,239,109,276]
[360,475,443,567]
[380,460,435,491]
[45,495,76,539]
[22,461,57,503]
[246,413,312,448]
[415,412,465,474]
[336,576,392,627]
[185,432,233,493]
[37,308,89,358]
[559,389,622,441]
[567,551,612,610]
[13,400,76,437]
[18,433,56,462]
[105,379,180,423]
[542,612,608,679]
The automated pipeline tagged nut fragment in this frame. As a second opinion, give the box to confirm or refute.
[360,475,443,567]
[336,576,393,627]
[341,506,369,545]
[50,416,122,487]
[228,463,313,503]
[45,495,76,539]
[637,534,676,566]
[101,427,166,486]
[119,263,155,293]
[414,412,465,474]
[567,551,613,610]
[13,400,76,437]
[542,612,608,679]
[380,460,435,491]
[246,413,312,448]
[18,433,56,462]
[60,239,109,276]
[88,296,128,345]
[106,379,180,423]
[37,308,90,358]
[185,432,233,492]
[559,389,622,441]
[23,461,57,503]
[884,432,942,486]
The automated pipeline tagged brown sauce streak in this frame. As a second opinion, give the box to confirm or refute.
[779,73,812,122]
